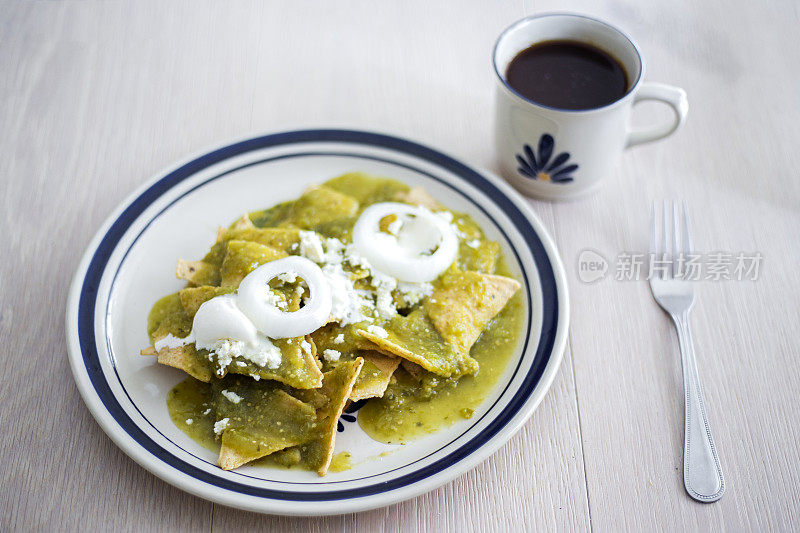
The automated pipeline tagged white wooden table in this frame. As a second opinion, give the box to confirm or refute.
[3,1,799,530]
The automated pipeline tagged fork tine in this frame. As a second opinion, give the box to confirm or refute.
[672,200,680,278]
[662,200,669,279]
[682,200,692,255]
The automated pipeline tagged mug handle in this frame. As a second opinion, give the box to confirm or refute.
[626,82,689,148]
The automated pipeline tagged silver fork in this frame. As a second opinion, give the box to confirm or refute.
[649,200,725,503]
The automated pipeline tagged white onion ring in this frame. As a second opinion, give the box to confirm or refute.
[352,202,458,283]
[237,256,332,338]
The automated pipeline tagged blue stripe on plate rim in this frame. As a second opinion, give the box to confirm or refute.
[70,129,563,505]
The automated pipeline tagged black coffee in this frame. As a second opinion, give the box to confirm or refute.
[505,40,628,110]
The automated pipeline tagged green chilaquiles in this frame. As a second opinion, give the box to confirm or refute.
[144,173,524,475]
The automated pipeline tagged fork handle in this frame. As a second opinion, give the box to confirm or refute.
[672,312,726,502]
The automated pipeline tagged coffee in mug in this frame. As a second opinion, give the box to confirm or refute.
[493,14,688,200]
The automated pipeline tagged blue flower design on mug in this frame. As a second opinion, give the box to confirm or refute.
[516,134,578,183]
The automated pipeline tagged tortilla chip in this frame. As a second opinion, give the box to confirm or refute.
[144,332,322,389]
[141,342,214,383]
[215,337,323,389]
[323,172,410,205]
[215,359,362,473]
[247,201,296,228]
[357,310,479,378]
[147,293,193,344]
[143,295,205,379]
[309,216,357,242]
[200,241,228,269]
[350,352,400,401]
[179,283,299,327]
[309,325,399,399]
[356,329,469,378]
[310,323,379,353]
[400,359,425,381]
[397,186,442,210]
[269,446,303,467]
[174,281,316,388]
[221,227,300,253]
[219,240,287,287]
[215,380,318,470]
[147,292,185,336]
[458,240,501,274]
[297,358,363,475]
[217,439,254,471]
[188,219,297,280]
[425,270,520,354]
[231,213,255,231]
[176,259,221,286]
[281,186,359,229]
[178,286,233,319]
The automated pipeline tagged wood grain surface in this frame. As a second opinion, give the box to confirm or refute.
[2,1,798,531]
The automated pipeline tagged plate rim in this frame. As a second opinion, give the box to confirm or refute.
[66,128,570,515]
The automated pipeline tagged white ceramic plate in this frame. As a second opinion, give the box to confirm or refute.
[66,129,569,515]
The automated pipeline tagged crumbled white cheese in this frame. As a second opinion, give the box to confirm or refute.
[371,270,398,319]
[367,325,389,339]
[322,263,368,325]
[436,210,454,223]
[345,244,372,270]
[203,408,212,416]
[236,361,247,367]
[322,349,341,362]
[199,335,281,374]
[198,339,245,376]
[297,232,436,326]
[451,217,468,239]
[277,272,297,283]
[221,390,243,404]
[323,237,346,262]
[467,239,481,249]
[397,281,434,307]
[263,288,287,310]
[334,334,345,344]
[343,243,438,318]
[154,333,192,351]
[299,230,325,262]
[250,373,261,381]
[375,291,395,318]
[245,336,282,368]
[213,418,230,435]
[185,418,193,425]
[299,231,347,265]
[300,339,312,354]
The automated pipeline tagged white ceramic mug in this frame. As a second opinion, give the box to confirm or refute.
[493,13,688,200]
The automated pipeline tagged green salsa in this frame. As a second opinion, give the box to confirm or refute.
[328,451,353,473]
